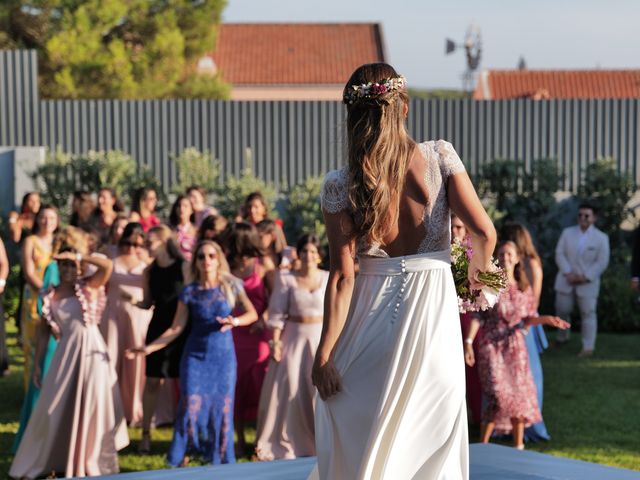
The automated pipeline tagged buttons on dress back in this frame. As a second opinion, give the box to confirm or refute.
[392,259,408,324]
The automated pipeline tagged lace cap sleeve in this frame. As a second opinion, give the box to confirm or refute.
[320,168,349,213]
[433,140,465,178]
[179,283,196,305]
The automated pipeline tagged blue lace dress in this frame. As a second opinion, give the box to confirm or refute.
[167,281,241,466]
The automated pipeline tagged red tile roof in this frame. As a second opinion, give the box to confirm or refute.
[474,70,640,100]
[210,23,386,85]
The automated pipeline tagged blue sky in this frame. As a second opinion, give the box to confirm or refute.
[223,0,639,89]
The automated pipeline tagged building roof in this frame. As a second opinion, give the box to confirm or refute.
[210,23,386,85]
[474,69,640,100]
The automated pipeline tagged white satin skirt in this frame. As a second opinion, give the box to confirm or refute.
[310,250,469,480]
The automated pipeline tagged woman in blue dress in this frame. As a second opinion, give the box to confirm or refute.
[127,239,258,466]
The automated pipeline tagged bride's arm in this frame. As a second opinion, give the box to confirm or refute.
[448,172,496,287]
[312,209,356,400]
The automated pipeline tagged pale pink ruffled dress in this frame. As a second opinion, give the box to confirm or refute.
[256,270,329,460]
[100,259,153,425]
[10,283,129,479]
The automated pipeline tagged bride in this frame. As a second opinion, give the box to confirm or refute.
[310,63,496,479]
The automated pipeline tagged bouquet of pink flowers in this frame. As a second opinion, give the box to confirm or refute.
[451,237,507,313]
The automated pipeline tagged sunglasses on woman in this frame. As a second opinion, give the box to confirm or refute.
[123,240,144,248]
[197,252,217,261]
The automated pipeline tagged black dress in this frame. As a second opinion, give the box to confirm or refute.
[145,260,188,378]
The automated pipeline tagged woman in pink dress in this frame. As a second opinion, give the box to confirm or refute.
[130,187,161,232]
[169,194,197,261]
[227,221,276,455]
[10,248,128,479]
[242,191,287,250]
[464,241,568,449]
[100,222,153,426]
[256,234,328,460]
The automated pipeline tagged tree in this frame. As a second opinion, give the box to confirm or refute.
[0,0,229,99]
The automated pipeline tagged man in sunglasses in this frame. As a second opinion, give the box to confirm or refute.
[554,203,610,357]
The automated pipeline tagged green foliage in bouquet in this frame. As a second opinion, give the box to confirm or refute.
[451,239,507,312]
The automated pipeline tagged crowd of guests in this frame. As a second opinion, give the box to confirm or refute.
[2,187,328,478]
[0,185,621,478]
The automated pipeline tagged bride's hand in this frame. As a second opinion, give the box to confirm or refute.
[468,256,490,291]
[312,355,342,401]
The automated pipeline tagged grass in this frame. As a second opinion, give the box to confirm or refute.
[1,320,639,476]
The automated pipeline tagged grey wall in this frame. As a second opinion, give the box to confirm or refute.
[1,50,639,192]
[0,146,46,213]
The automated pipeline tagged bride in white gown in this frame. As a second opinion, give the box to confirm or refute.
[309,63,496,480]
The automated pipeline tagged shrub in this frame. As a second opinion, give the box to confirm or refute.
[2,264,21,320]
[32,148,165,219]
[172,147,220,194]
[213,150,278,220]
[595,260,640,332]
[283,176,325,245]
[578,157,635,256]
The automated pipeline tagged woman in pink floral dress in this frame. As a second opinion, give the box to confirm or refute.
[464,241,568,449]
[169,195,197,261]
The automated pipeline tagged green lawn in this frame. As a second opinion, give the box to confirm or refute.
[1,320,639,476]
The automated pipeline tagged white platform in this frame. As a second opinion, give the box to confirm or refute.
[98,444,640,479]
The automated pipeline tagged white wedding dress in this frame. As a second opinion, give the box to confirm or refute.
[310,140,469,480]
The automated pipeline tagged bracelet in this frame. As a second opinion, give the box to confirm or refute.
[231,317,240,327]
[268,339,283,348]
[76,253,83,263]
[464,338,473,345]
[0,279,6,288]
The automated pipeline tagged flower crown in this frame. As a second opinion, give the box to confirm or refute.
[343,75,407,104]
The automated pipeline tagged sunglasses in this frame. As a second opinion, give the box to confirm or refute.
[123,241,145,248]
[197,252,217,261]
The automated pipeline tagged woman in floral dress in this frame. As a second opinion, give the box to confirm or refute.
[464,241,568,449]
[169,195,197,261]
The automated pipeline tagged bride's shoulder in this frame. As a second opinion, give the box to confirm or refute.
[320,167,349,213]
[420,140,465,178]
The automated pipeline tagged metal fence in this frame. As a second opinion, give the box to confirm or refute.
[2,50,639,190]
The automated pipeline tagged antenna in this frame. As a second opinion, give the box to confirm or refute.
[445,24,482,92]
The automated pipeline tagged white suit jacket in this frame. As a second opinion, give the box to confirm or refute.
[554,225,610,297]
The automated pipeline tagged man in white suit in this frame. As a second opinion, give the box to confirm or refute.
[554,203,610,357]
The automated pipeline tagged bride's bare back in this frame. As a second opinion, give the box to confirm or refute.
[321,140,466,258]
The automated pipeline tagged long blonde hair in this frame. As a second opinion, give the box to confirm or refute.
[191,240,237,306]
[344,63,415,246]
